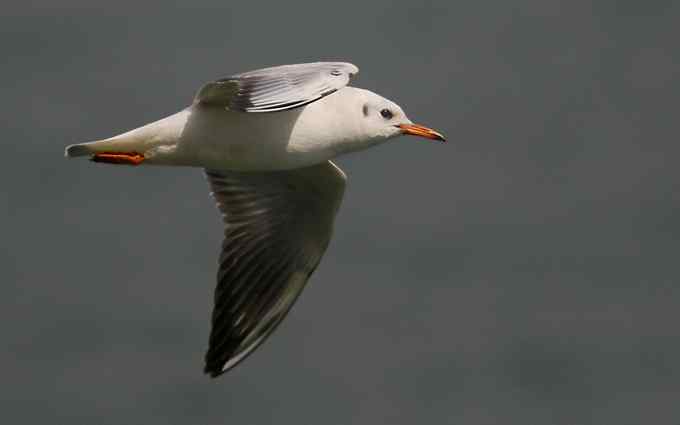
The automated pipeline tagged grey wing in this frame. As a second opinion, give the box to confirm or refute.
[203,161,346,377]
[194,62,358,112]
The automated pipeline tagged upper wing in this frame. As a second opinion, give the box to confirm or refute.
[194,62,358,112]
[203,161,347,377]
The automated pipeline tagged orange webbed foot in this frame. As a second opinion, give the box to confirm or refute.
[91,152,145,166]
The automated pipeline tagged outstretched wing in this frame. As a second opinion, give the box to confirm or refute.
[194,62,358,112]
[203,161,346,377]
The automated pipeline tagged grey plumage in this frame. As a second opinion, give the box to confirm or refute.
[204,161,346,376]
[195,62,358,112]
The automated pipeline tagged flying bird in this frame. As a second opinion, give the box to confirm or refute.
[65,62,445,377]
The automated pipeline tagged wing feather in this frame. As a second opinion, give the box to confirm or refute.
[203,161,346,376]
[195,62,358,112]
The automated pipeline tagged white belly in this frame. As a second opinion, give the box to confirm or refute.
[146,104,338,171]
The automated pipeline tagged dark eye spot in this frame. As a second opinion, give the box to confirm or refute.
[362,104,369,116]
[330,69,341,76]
[380,108,393,119]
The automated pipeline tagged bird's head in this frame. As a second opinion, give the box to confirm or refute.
[353,88,445,144]
[297,87,445,156]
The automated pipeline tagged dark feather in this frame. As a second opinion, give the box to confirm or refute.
[203,162,346,377]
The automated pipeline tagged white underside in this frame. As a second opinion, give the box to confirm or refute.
[74,87,391,171]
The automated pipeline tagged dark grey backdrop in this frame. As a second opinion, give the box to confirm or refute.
[3,1,680,424]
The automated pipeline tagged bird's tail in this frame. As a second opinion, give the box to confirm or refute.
[65,112,185,165]
[65,138,147,165]
[64,142,98,157]
[64,118,156,166]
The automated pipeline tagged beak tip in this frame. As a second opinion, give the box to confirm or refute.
[398,123,446,143]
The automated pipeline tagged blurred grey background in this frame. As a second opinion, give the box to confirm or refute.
[2,1,680,424]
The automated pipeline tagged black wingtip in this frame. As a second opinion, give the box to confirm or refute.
[204,359,227,378]
[204,366,225,378]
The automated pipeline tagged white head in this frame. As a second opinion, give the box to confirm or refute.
[320,87,445,153]
[291,87,445,159]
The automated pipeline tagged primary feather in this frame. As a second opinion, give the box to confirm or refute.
[194,62,358,112]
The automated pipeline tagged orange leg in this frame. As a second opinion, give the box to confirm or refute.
[91,152,145,166]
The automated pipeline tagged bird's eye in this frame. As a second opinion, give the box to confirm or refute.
[380,108,393,119]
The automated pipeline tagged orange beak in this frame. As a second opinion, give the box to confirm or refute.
[397,124,446,142]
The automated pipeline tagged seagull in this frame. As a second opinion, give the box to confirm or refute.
[65,62,445,378]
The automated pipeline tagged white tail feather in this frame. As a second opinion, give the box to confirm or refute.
[65,143,96,157]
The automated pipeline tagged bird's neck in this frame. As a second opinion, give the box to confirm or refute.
[289,91,385,158]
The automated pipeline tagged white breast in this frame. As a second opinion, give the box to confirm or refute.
[143,88,369,171]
